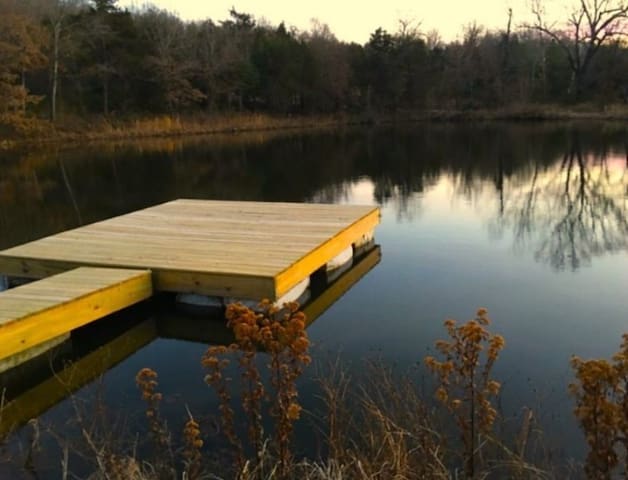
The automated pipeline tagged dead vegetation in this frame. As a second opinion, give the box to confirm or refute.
[1,304,626,479]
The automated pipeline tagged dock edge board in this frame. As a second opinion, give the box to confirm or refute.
[0,267,153,362]
[275,207,381,298]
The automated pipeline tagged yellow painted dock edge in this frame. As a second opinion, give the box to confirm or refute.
[0,268,153,362]
[0,205,381,301]
[275,207,381,298]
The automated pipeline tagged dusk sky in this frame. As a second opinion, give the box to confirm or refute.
[117,0,573,43]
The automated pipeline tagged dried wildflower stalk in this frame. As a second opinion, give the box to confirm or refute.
[201,344,244,470]
[182,411,204,480]
[202,300,311,478]
[424,308,505,478]
[570,333,628,479]
[135,367,176,477]
[136,368,168,449]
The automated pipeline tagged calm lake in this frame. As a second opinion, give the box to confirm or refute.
[1,122,627,476]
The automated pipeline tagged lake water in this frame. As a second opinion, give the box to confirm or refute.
[1,123,627,476]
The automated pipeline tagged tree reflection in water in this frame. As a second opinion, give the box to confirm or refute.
[494,133,627,271]
[1,125,626,271]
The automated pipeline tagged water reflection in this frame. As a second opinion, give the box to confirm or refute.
[493,134,627,270]
[0,246,380,437]
[0,124,627,470]
[312,127,628,269]
[2,125,626,271]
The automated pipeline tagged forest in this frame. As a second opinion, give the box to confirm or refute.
[1,0,628,136]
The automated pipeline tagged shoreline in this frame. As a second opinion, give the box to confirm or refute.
[2,106,628,150]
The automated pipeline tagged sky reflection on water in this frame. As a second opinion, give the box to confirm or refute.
[1,123,626,468]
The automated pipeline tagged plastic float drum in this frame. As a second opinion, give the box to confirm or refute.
[176,229,376,314]
[176,277,311,314]
[325,229,375,282]
[326,245,354,283]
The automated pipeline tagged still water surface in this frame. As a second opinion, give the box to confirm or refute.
[1,123,627,474]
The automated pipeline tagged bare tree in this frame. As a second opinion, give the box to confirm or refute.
[396,17,422,40]
[527,0,628,97]
[136,7,205,111]
[40,0,84,122]
[302,19,351,111]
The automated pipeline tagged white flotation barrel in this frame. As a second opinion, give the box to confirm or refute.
[177,277,311,313]
[326,246,354,283]
[175,293,223,309]
[275,276,311,306]
[354,230,374,248]
[327,246,353,271]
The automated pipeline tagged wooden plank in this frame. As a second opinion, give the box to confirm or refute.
[154,269,276,298]
[0,334,70,375]
[157,246,382,345]
[0,267,152,362]
[0,200,381,300]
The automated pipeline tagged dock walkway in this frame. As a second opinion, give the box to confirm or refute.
[0,199,380,300]
[0,267,152,364]
[0,246,381,436]
[0,199,380,370]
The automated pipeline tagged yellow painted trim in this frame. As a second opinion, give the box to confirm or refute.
[0,334,70,374]
[0,268,152,362]
[274,208,381,298]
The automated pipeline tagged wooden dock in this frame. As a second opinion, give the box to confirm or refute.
[0,267,152,363]
[0,199,380,368]
[0,199,380,300]
[0,245,381,436]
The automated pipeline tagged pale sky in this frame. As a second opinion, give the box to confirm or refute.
[117,0,572,43]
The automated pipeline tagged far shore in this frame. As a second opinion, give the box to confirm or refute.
[3,105,628,150]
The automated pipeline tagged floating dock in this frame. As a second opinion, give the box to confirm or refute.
[0,199,380,299]
[0,267,152,364]
[0,199,380,367]
[0,245,381,436]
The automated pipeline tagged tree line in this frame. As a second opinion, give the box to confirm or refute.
[1,0,628,129]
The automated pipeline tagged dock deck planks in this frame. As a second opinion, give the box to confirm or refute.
[0,267,152,362]
[0,200,380,300]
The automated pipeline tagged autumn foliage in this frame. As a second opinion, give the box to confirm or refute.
[202,300,311,478]
[570,334,628,479]
[424,308,505,478]
[0,9,47,134]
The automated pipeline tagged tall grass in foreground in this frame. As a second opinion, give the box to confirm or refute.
[1,304,626,479]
